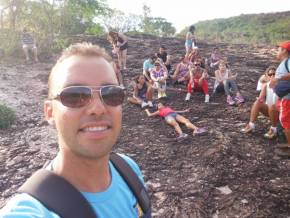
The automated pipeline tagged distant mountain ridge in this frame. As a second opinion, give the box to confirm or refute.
[178,11,290,45]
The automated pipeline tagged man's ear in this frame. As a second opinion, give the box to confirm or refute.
[44,100,55,127]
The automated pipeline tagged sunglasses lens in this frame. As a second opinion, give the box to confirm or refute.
[101,86,125,106]
[60,86,91,108]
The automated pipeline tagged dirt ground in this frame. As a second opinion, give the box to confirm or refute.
[1,35,290,217]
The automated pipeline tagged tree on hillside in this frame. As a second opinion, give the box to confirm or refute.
[141,4,176,37]
[100,8,142,33]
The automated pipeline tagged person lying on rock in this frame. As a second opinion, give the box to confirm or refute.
[213,60,245,105]
[128,74,154,108]
[241,68,279,139]
[145,102,206,141]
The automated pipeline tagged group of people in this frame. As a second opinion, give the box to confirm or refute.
[241,41,290,157]
[1,25,290,218]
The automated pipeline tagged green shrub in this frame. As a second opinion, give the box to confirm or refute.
[0,103,16,129]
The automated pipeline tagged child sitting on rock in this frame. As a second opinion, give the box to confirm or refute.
[128,75,153,108]
[145,103,207,140]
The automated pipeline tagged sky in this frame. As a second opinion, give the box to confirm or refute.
[106,0,290,32]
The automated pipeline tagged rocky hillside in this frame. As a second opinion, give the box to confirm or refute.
[1,35,290,217]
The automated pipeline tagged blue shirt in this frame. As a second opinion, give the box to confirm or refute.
[143,59,154,72]
[275,58,290,99]
[0,154,145,218]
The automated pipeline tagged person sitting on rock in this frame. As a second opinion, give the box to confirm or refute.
[209,47,222,69]
[256,65,276,92]
[213,60,244,105]
[128,75,153,108]
[145,103,206,140]
[150,60,168,99]
[188,46,200,64]
[241,69,279,139]
[143,55,157,82]
[171,56,191,85]
[156,45,172,72]
[185,60,210,103]
[21,28,39,62]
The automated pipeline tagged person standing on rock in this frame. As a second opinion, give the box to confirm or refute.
[269,41,290,157]
[107,31,128,70]
[185,25,196,58]
[0,43,151,218]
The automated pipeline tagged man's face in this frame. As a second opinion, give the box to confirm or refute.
[276,47,288,60]
[44,56,122,159]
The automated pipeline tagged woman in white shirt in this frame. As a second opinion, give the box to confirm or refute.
[241,68,279,139]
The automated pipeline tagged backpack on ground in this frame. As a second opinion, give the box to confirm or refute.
[18,153,151,218]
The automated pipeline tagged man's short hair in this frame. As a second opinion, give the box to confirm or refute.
[48,42,112,98]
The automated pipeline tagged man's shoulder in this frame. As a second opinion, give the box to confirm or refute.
[0,193,58,218]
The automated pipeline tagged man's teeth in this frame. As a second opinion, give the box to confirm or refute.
[83,126,108,132]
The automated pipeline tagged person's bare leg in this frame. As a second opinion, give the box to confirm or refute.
[33,47,39,62]
[175,114,198,131]
[122,49,127,69]
[127,97,142,105]
[23,47,30,61]
[249,100,268,123]
[268,104,279,127]
[166,118,183,135]
[146,85,153,101]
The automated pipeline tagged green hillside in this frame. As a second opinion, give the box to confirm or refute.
[178,11,290,45]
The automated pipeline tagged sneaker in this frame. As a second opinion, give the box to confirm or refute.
[193,127,207,135]
[185,93,191,101]
[141,101,148,108]
[147,101,153,107]
[264,129,277,139]
[235,95,245,103]
[205,95,210,103]
[241,124,254,133]
[177,133,188,141]
[227,96,235,106]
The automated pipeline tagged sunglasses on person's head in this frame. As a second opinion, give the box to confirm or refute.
[51,85,125,108]
[194,63,201,66]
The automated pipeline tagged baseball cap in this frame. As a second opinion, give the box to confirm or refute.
[278,41,290,51]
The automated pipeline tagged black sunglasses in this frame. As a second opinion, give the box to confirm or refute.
[267,73,275,76]
[51,85,125,108]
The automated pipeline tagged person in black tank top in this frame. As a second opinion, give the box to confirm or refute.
[107,31,128,70]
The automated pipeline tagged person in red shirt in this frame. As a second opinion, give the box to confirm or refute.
[145,103,206,140]
[185,60,210,103]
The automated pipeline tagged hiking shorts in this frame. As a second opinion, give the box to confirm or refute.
[277,99,290,129]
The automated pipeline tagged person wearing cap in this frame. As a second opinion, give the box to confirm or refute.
[269,41,290,156]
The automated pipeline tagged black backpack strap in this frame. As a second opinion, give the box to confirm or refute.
[18,169,97,218]
[110,153,151,217]
[285,58,290,73]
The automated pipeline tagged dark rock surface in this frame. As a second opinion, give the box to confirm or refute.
[1,35,290,217]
